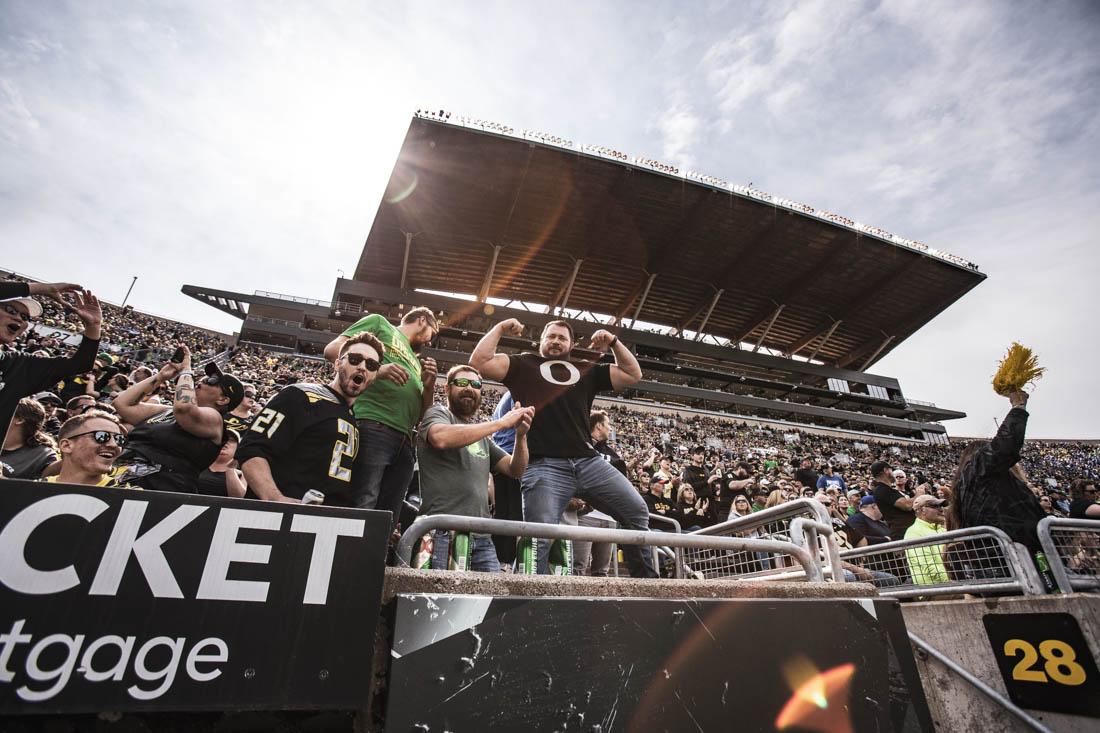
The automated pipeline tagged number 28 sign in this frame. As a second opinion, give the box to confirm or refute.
[983,613,1100,718]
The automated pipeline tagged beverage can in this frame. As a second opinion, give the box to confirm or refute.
[516,537,535,574]
[1034,551,1060,594]
[450,532,472,572]
[302,490,325,505]
[549,538,573,576]
[415,535,434,570]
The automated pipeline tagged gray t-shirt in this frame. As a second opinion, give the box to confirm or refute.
[1,444,58,480]
[417,405,508,519]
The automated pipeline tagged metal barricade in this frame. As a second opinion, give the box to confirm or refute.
[1037,516,1100,593]
[681,500,844,583]
[839,526,1039,599]
[647,513,683,579]
[396,515,828,582]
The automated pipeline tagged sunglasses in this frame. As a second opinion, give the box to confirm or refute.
[449,377,482,389]
[69,430,127,446]
[244,392,256,399]
[2,303,32,323]
[343,352,381,371]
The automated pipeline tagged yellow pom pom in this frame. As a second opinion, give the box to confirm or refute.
[992,342,1046,396]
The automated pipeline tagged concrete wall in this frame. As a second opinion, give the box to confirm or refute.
[902,594,1100,732]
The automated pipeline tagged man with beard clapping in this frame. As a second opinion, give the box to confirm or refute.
[416,365,534,571]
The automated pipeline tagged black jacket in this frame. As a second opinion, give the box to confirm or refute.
[0,338,100,438]
[955,407,1045,552]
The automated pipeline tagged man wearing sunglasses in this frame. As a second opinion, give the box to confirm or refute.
[0,284,102,446]
[471,318,657,578]
[417,365,535,571]
[43,410,132,488]
[323,306,438,518]
[239,332,384,504]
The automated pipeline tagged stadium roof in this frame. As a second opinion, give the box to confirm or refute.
[353,113,986,369]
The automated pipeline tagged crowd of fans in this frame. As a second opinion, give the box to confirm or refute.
[3,273,1098,585]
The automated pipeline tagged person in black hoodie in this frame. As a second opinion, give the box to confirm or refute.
[947,391,1046,553]
[0,282,101,440]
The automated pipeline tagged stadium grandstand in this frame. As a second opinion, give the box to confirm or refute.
[184,110,985,445]
[4,114,1100,731]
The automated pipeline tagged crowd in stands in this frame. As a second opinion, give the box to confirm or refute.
[3,273,1098,585]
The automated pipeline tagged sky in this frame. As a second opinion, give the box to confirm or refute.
[2,1,1098,438]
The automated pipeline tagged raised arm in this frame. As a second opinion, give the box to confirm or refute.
[166,346,224,441]
[986,391,1029,474]
[588,330,642,390]
[323,335,349,363]
[494,407,533,479]
[470,318,522,381]
[113,362,176,425]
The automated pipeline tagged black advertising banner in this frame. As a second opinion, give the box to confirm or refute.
[387,595,933,732]
[0,480,390,714]
[983,612,1100,718]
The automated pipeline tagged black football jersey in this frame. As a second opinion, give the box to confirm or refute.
[237,383,359,504]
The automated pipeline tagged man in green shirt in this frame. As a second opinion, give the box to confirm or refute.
[904,494,949,585]
[324,306,438,519]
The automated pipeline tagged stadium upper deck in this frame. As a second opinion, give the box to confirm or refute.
[184,111,986,441]
[352,112,986,370]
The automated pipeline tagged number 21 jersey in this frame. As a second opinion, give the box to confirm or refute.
[237,383,359,504]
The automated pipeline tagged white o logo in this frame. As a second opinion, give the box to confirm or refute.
[539,360,581,386]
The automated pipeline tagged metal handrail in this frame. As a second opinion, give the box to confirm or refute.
[909,633,1052,733]
[840,525,1038,599]
[1037,516,1100,593]
[647,513,683,579]
[396,514,825,581]
[685,499,845,583]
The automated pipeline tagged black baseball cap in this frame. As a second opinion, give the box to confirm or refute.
[204,362,245,412]
[869,460,893,478]
[34,392,63,407]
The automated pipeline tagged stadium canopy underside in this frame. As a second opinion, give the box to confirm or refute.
[352,116,986,370]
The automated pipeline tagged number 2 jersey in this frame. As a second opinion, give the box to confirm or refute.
[236,383,359,505]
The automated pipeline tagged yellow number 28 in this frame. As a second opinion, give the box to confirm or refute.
[1004,638,1087,686]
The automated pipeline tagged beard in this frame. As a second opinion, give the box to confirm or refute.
[337,370,367,398]
[449,392,479,418]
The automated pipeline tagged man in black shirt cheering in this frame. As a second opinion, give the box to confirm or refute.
[0,284,102,439]
[238,332,384,504]
[471,319,657,578]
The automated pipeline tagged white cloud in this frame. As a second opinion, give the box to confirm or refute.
[655,104,701,169]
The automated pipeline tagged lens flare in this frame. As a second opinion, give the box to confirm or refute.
[385,172,419,204]
[775,662,855,733]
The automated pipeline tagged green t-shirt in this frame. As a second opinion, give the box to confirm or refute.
[342,314,423,434]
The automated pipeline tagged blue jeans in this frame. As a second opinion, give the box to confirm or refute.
[430,531,500,572]
[352,419,415,523]
[521,457,657,578]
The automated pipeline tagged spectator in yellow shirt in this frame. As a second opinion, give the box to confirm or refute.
[904,495,948,585]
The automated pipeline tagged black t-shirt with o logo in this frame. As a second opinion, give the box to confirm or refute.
[503,352,613,460]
